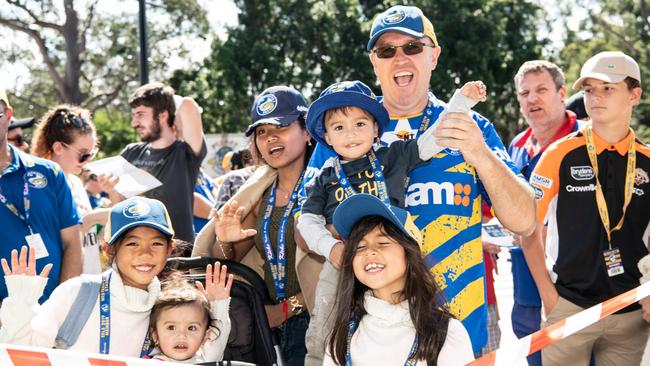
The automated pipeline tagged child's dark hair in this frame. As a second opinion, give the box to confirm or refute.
[149,273,219,348]
[328,216,451,365]
[128,83,176,127]
[323,106,376,129]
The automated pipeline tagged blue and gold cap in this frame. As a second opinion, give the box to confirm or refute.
[104,197,175,245]
[246,85,309,137]
[367,5,438,51]
[333,194,423,246]
[306,80,388,149]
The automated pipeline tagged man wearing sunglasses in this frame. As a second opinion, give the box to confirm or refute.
[0,90,83,303]
[120,83,206,247]
[7,117,34,153]
[367,5,535,356]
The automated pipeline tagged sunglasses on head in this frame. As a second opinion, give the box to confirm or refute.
[372,41,435,59]
[55,111,88,128]
[7,134,26,146]
[61,141,98,163]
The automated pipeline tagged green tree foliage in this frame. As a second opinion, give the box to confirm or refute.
[171,0,547,141]
[93,109,137,157]
[557,0,650,140]
[0,0,209,116]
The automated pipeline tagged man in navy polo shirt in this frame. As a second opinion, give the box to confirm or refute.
[509,60,583,366]
[0,90,82,302]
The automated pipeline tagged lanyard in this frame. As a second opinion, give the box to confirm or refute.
[0,174,32,233]
[333,149,390,206]
[99,270,152,357]
[584,126,636,249]
[345,313,419,366]
[416,92,437,138]
[261,172,305,300]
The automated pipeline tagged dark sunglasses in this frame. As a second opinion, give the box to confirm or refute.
[7,134,26,146]
[55,111,88,128]
[61,141,98,163]
[372,41,435,59]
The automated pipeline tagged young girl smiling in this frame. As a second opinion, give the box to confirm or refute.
[324,194,474,366]
[0,197,225,359]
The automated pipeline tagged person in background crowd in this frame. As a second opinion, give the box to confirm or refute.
[508,60,584,366]
[565,90,588,120]
[0,91,82,302]
[31,105,112,275]
[214,148,256,210]
[121,83,207,246]
[7,117,35,152]
[523,51,649,366]
[194,167,218,233]
[83,170,111,209]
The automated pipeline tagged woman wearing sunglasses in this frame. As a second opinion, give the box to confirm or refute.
[31,105,108,274]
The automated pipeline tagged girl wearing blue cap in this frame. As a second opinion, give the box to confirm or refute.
[0,197,232,360]
[323,194,474,365]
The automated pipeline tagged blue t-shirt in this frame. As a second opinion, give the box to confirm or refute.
[507,111,582,306]
[0,145,81,302]
[194,169,215,233]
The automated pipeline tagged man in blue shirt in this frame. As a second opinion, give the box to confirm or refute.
[0,90,82,302]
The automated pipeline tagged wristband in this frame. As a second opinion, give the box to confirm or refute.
[281,300,289,322]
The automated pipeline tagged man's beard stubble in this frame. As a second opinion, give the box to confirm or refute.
[140,114,162,143]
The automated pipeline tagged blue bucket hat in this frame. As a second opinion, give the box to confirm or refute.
[104,197,175,245]
[306,80,388,149]
[245,85,309,137]
[333,194,423,246]
[367,5,438,51]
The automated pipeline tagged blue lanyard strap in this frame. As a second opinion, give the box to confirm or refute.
[345,313,419,366]
[416,92,436,138]
[333,149,390,206]
[99,270,152,357]
[261,172,305,300]
[0,175,32,233]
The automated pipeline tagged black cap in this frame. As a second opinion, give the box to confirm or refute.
[245,86,308,136]
[9,117,35,130]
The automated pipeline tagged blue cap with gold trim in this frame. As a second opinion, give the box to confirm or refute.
[104,197,175,245]
[367,5,438,51]
[333,194,423,246]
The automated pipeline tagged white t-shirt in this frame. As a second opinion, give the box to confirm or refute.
[322,292,475,366]
[67,174,101,274]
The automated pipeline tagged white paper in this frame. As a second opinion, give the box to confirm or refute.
[84,156,162,198]
[481,218,516,248]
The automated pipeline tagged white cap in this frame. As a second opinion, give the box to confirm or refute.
[572,51,641,90]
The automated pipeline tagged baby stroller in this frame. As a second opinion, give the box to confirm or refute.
[166,256,284,366]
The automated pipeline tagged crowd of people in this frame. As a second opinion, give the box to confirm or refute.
[0,4,648,366]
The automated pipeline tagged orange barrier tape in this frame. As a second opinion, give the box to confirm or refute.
[468,281,650,366]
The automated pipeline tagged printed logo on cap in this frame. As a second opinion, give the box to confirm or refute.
[383,9,406,24]
[330,83,350,93]
[123,199,151,218]
[26,171,47,189]
[257,94,278,116]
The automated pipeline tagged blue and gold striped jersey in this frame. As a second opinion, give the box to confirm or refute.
[379,94,520,353]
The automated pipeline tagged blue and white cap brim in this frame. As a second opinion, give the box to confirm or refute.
[107,222,174,245]
[245,113,303,136]
[367,27,426,51]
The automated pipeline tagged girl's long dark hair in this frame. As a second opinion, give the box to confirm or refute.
[328,216,452,365]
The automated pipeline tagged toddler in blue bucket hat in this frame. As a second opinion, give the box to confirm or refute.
[297,79,487,362]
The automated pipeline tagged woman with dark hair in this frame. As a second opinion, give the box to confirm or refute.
[31,105,107,274]
[324,194,474,366]
[205,86,314,366]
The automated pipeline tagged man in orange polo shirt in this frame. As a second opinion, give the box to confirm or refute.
[522,51,649,365]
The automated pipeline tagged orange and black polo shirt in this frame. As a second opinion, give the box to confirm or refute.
[530,127,650,311]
